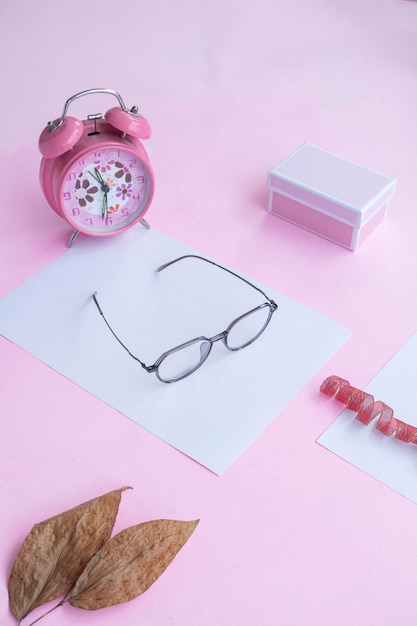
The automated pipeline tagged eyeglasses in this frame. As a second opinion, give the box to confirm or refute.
[92,254,278,383]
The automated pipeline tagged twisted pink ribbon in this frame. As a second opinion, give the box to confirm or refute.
[320,375,417,443]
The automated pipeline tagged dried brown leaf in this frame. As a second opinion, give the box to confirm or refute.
[69,518,199,610]
[8,486,131,620]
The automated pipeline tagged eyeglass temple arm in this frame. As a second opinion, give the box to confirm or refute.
[92,292,156,373]
[157,255,277,309]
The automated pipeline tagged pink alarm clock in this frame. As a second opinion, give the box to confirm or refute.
[39,88,155,247]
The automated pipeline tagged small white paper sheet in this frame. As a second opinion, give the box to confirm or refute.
[318,331,417,503]
[0,226,351,474]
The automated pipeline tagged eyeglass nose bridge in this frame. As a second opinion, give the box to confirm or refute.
[196,331,227,373]
[209,330,228,344]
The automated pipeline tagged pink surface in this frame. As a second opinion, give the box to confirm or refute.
[2,1,417,625]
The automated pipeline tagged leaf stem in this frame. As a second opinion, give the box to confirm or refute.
[24,598,67,626]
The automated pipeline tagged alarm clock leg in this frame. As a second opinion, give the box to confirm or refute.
[140,218,151,230]
[67,229,80,247]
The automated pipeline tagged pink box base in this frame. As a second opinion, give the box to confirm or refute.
[269,193,355,248]
[268,193,390,251]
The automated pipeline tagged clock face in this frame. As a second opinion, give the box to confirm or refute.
[61,147,152,233]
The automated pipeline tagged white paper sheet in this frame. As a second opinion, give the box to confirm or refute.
[318,331,417,502]
[0,226,351,474]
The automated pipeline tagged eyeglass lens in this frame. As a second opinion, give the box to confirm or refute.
[157,339,212,383]
[156,304,272,382]
[225,304,272,350]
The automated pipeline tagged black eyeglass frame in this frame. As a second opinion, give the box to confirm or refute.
[92,254,278,383]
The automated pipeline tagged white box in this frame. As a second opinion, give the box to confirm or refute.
[267,144,397,250]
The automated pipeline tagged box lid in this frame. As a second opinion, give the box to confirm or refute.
[268,144,396,226]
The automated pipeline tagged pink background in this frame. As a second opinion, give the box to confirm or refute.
[1,0,417,624]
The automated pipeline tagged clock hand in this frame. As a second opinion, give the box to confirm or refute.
[102,190,109,220]
[88,169,103,185]
[95,167,105,184]
[90,168,110,192]
[89,169,110,219]
[93,169,110,195]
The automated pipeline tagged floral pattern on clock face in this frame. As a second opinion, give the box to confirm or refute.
[62,148,151,233]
